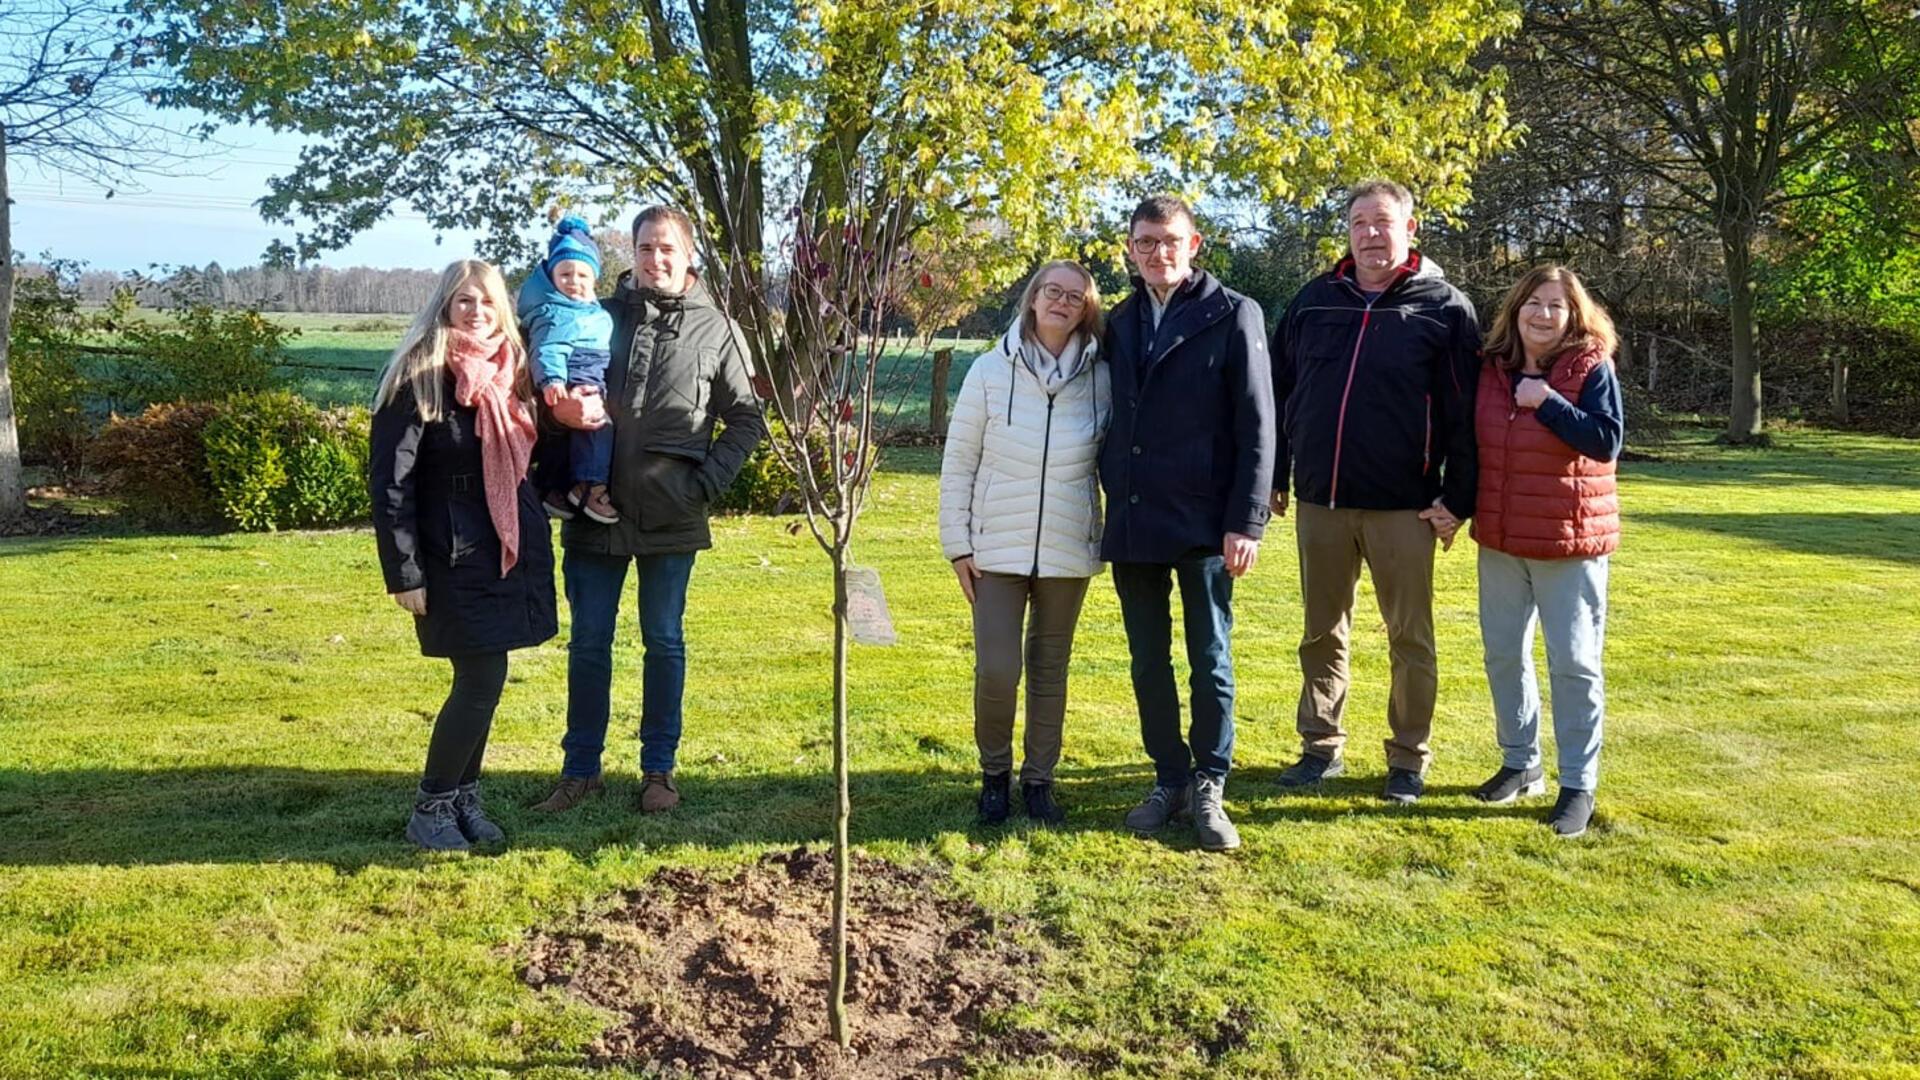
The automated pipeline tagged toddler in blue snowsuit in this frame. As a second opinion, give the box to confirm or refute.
[518,216,619,523]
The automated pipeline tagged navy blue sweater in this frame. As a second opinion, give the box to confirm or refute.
[1515,364,1626,461]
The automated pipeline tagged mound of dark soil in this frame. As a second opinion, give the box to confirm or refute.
[521,847,1045,1079]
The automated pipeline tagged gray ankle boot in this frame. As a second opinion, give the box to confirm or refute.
[1190,775,1241,852]
[453,780,505,845]
[406,786,470,852]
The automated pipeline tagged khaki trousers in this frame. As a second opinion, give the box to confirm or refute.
[972,572,1091,783]
[1294,502,1438,772]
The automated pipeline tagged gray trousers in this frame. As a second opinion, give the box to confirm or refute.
[1478,547,1608,791]
[972,572,1091,783]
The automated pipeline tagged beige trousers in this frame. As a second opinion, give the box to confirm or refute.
[1293,502,1439,772]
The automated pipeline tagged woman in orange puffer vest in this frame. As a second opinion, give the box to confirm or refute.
[1469,265,1624,839]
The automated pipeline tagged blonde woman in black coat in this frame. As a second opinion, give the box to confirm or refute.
[370,259,558,851]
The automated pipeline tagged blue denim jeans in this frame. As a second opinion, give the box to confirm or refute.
[566,350,613,487]
[1478,547,1608,792]
[1112,552,1236,785]
[560,549,698,777]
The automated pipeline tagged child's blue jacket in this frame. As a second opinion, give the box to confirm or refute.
[516,264,616,388]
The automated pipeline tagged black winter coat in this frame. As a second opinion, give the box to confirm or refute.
[1097,271,1276,564]
[369,383,558,658]
[1271,251,1481,517]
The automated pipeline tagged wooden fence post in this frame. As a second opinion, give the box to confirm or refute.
[929,347,953,435]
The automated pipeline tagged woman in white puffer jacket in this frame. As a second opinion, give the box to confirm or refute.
[939,260,1111,827]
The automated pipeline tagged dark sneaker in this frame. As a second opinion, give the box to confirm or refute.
[638,770,681,813]
[1021,780,1065,826]
[452,780,505,845]
[1123,784,1189,833]
[1189,775,1241,852]
[406,787,470,852]
[978,771,1012,825]
[580,485,620,524]
[1278,753,1344,788]
[1473,764,1546,805]
[1547,787,1595,838]
[542,489,578,520]
[531,774,604,813]
[1383,768,1425,804]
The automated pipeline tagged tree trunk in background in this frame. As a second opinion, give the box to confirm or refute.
[1647,336,1660,393]
[0,127,25,525]
[1723,223,1764,442]
[929,347,953,434]
[1830,351,1849,425]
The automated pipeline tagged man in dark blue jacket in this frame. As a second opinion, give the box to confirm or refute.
[1269,180,1481,804]
[1101,195,1275,852]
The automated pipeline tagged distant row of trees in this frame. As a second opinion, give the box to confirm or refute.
[18,262,449,314]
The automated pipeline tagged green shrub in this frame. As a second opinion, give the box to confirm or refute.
[114,291,290,404]
[201,391,371,531]
[714,418,836,515]
[91,402,224,527]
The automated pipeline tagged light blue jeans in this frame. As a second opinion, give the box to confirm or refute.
[1477,547,1608,792]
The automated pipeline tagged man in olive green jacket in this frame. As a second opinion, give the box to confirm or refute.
[535,206,766,815]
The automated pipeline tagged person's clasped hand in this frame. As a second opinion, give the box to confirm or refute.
[1514,376,1553,410]
[551,387,609,430]
[1417,497,1461,552]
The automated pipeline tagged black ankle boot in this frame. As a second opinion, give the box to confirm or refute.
[1022,780,1065,826]
[977,772,1012,825]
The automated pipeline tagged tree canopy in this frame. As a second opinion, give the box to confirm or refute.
[136,0,1518,301]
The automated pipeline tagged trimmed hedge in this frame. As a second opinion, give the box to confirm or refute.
[94,393,371,531]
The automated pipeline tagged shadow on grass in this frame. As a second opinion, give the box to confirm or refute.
[1638,511,1920,566]
[0,760,1556,868]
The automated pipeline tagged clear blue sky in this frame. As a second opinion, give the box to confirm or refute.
[9,123,505,273]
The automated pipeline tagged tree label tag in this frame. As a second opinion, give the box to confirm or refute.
[844,565,897,646]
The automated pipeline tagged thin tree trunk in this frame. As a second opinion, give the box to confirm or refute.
[1723,224,1764,442]
[0,125,24,524]
[1830,350,1849,425]
[1648,336,1660,394]
[828,542,851,1050]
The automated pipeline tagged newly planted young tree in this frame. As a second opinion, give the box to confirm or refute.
[695,187,919,1049]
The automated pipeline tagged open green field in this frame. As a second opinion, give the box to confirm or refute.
[257,311,989,426]
[2,427,1917,1078]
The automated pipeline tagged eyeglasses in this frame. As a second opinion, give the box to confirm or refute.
[1129,235,1191,256]
[1039,282,1088,307]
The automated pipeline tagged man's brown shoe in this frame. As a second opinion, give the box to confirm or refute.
[638,771,680,813]
[531,774,604,813]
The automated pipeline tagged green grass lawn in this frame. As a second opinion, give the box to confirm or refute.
[2,427,1916,1078]
[266,311,988,420]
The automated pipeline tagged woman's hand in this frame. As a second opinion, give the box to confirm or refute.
[551,388,609,431]
[393,588,428,616]
[1514,377,1554,410]
[951,555,982,604]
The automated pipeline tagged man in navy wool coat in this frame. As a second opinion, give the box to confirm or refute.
[1098,194,1276,853]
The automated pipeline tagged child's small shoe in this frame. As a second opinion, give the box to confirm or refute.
[542,489,577,520]
[580,485,620,524]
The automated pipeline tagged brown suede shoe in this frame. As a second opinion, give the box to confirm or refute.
[638,771,680,813]
[531,774,604,813]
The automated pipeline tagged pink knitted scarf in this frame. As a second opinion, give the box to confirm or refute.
[446,329,538,577]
